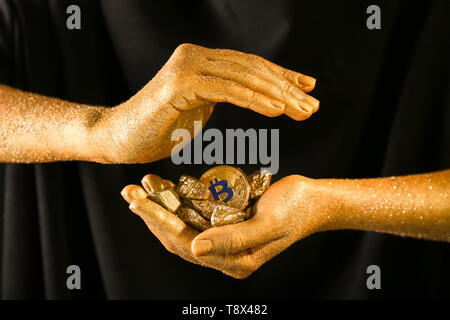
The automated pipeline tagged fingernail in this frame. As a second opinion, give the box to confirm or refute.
[141,174,165,193]
[297,102,312,114]
[122,192,133,204]
[129,201,139,212]
[193,239,212,256]
[313,100,320,112]
[271,100,284,110]
[298,76,316,87]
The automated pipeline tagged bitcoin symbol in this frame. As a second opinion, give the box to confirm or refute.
[200,166,250,210]
[209,178,234,202]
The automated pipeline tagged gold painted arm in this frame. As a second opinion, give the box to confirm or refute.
[320,169,450,242]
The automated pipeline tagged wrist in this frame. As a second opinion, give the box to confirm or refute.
[309,178,348,232]
[314,178,374,231]
[82,106,118,163]
[85,96,180,164]
[284,175,344,240]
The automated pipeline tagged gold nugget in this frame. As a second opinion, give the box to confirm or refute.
[177,207,211,231]
[148,188,181,213]
[152,166,273,229]
[175,175,210,200]
[183,199,220,219]
[247,169,272,199]
[211,204,245,227]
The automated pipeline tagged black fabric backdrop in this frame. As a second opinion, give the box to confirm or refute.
[0,0,449,299]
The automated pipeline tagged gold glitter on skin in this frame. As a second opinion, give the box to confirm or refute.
[1,44,318,164]
[0,84,105,163]
[122,170,449,279]
[319,170,450,242]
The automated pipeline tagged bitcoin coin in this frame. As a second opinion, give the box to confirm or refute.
[199,165,250,210]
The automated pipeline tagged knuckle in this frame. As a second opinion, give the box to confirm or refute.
[280,68,290,78]
[247,53,263,62]
[243,53,263,68]
[281,69,296,83]
[158,211,172,229]
[170,44,200,70]
[246,89,258,107]
[174,42,195,55]
[280,81,294,96]
[221,236,235,252]
[233,233,246,251]
[226,233,245,252]
[174,223,188,237]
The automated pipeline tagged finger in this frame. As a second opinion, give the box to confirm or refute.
[191,217,284,256]
[251,61,320,115]
[262,59,316,93]
[193,75,285,118]
[129,199,231,269]
[141,174,165,194]
[129,197,205,265]
[128,198,248,276]
[194,235,291,279]
[130,198,187,236]
[127,197,250,273]
[199,59,317,120]
[209,48,317,92]
[204,50,319,118]
[121,184,148,203]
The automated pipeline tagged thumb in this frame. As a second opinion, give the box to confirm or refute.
[191,217,282,257]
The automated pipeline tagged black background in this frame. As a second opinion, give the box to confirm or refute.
[0,0,449,299]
